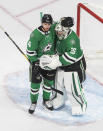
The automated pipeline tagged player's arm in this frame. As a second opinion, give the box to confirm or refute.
[59,38,83,66]
[26,30,39,63]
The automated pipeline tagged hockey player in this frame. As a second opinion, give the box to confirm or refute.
[40,17,87,115]
[26,14,57,114]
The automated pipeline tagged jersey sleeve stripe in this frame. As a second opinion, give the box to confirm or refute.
[64,53,75,62]
[76,54,83,62]
[62,55,74,64]
[26,49,37,56]
[65,52,77,61]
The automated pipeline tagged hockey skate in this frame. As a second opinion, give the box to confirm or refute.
[28,103,37,114]
[43,100,53,111]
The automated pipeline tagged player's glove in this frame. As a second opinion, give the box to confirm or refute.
[32,60,40,75]
[29,60,42,83]
[46,55,62,69]
[39,55,52,70]
[40,55,62,70]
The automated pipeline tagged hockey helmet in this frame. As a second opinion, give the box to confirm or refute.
[55,17,74,40]
[42,14,53,24]
[61,17,74,27]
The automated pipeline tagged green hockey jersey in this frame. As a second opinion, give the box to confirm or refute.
[27,24,56,63]
[56,30,83,66]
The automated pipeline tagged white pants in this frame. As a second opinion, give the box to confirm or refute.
[53,68,87,115]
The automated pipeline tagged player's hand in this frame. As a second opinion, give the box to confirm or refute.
[39,55,52,70]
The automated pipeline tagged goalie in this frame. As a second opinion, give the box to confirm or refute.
[40,17,87,115]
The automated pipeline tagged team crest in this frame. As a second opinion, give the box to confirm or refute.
[43,43,52,52]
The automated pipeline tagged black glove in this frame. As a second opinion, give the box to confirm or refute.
[32,60,40,75]
[29,60,42,83]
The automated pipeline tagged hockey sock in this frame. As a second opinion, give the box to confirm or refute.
[30,82,40,103]
[43,78,54,100]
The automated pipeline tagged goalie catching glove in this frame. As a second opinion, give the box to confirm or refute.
[39,54,62,70]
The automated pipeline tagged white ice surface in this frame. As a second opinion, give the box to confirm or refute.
[0,0,103,131]
[5,71,103,126]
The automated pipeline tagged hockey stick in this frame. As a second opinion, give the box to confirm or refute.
[0,25,31,64]
[0,25,63,95]
[51,87,63,95]
[40,12,43,22]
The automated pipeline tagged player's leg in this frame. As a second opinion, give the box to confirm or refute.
[52,69,65,109]
[41,69,56,110]
[42,78,54,110]
[64,72,87,115]
[78,55,86,83]
[28,63,42,114]
[29,82,41,114]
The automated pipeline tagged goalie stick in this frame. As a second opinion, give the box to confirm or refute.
[0,25,63,95]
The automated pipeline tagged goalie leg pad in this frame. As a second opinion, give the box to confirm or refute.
[52,69,65,109]
[64,71,87,115]
[53,94,65,109]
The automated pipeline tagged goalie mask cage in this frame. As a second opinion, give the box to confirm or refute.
[76,3,103,59]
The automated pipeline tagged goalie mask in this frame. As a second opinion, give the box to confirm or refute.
[55,17,74,40]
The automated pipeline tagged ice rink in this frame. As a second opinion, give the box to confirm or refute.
[0,0,103,130]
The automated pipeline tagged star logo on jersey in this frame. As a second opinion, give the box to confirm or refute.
[43,43,52,52]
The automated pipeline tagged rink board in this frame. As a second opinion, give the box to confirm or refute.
[4,70,103,126]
